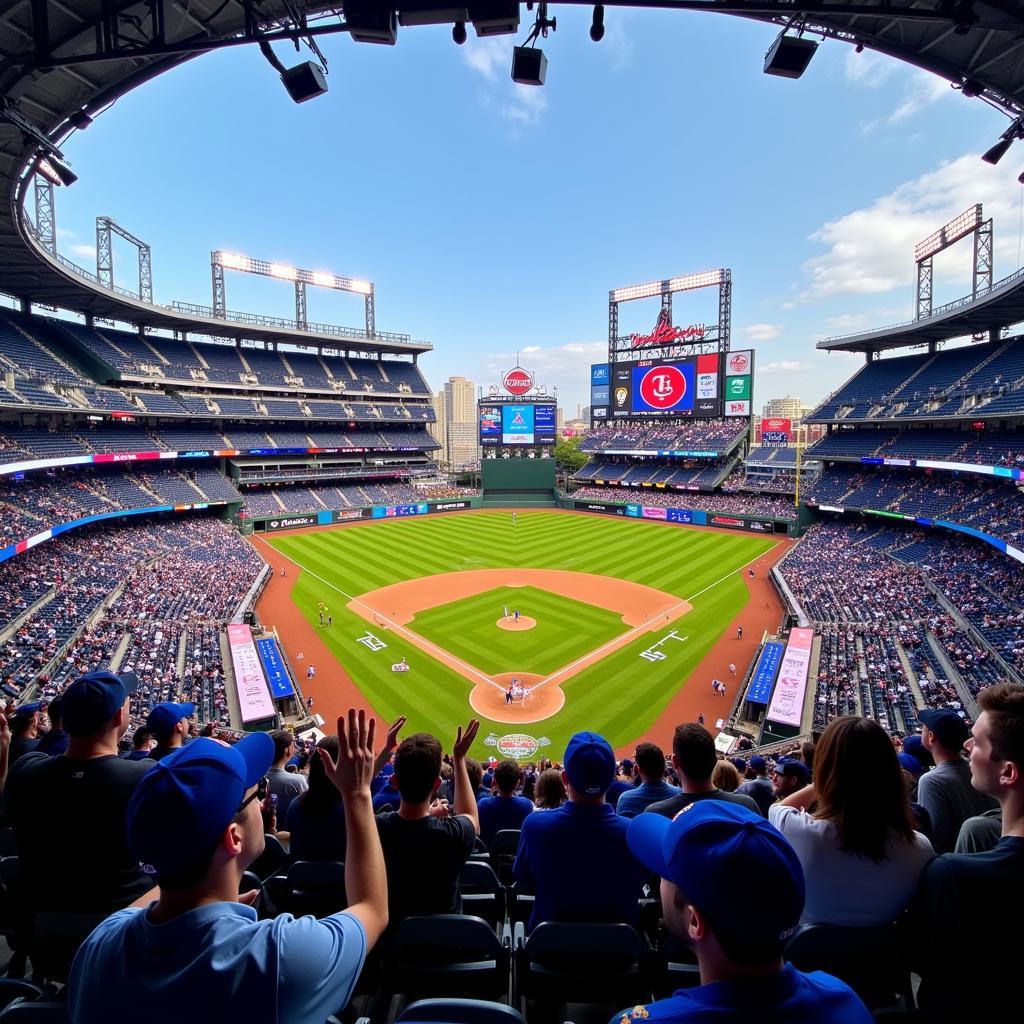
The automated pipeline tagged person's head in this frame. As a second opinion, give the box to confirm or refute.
[968,682,1024,803]
[562,731,616,801]
[44,696,63,732]
[918,708,970,757]
[62,670,138,744]
[127,733,274,892]
[814,716,916,862]
[711,760,742,793]
[494,759,520,796]
[901,733,933,771]
[465,757,483,792]
[132,726,154,752]
[799,740,816,772]
[772,758,809,799]
[270,730,295,767]
[672,724,717,784]
[628,801,804,971]
[11,702,42,738]
[535,768,567,809]
[146,701,197,750]
[303,735,342,812]
[635,742,666,783]
[747,754,768,779]
[393,732,442,803]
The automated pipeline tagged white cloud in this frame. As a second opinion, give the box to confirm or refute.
[742,323,782,342]
[502,85,547,127]
[70,243,96,260]
[461,36,510,82]
[796,153,1024,303]
[462,35,548,129]
[603,14,634,72]
[887,72,951,125]
[758,360,813,374]
[844,48,895,87]
[55,227,76,239]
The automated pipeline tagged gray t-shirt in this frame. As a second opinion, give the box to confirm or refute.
[646,788,761,820]
[916,758,997,854]
[954,808,1002,854]
[268,767,308,821]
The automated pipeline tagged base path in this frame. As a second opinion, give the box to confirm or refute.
[348,569,691,725]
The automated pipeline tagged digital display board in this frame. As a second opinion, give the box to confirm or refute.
[611,354,721,419]
[479,402,556,446]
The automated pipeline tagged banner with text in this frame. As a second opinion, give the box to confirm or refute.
[766,627,814,727]
[227,623,276,723]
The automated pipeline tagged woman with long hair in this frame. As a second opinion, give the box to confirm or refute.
[533,768,566,810]
[768,715,934,926]
[285,735,346,861]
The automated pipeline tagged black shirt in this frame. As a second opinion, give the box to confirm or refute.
[375,811,476,925]
[5,752,154,913]
[8,736,39,765]
[646,788,762,819]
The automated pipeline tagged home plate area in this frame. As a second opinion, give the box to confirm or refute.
[346,568,691,724]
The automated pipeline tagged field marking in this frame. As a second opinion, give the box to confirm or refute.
[265,546,507,692]
[527,547,770,693]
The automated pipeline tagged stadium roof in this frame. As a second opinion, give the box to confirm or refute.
[2,2,1024,350]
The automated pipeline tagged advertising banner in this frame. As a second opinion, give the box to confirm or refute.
[431,500,473,512]
[256,637,295,699]
[227,624,276,724]
[747,641,785,706]
[574,501,626,515]
[333,508,369,522]
[265,515,316,531]
[641,506,668,520]
[761,417,791,447]
[724,349,753,418]
[611,355,721,419]
[766,627,814,728]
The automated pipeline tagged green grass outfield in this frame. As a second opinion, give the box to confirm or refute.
[411,586,629,676]
[267,510,777,757]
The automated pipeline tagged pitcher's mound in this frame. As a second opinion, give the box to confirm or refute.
[497,615,536,631]
[470,673,564,723]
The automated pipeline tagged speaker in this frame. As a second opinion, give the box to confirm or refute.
[763,34,818,79]
[280,62,328,103]
[345,1,399,44]
[511,46,547,87]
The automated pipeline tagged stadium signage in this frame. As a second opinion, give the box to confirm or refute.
[266,515,317,531]
[629,310,706,348]
[502,366,535,396]
[433,501,472,511]
[574,501,626,515]
[728,352,750,374]
[333,509,367,522]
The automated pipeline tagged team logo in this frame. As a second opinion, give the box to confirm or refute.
[727,401,749,415]
[270,521,279,528]
[728,353,749,373]
[485,732,551,759]
[502,366,534,396]
[639,365,686,409]
[728,377,747,396]
[614,387,628,408]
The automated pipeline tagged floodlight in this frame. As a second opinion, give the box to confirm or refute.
[453,21,468,44]
[980,119,1024,166]
[270,263,297,280]
[35,154,77,187]
[590,6,604,42]
[312,271,335,287]
[349,279,373,294]
[219,251,248,270]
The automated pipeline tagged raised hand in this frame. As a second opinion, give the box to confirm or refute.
[383,715,406,754]
[319,709,378,797]
[453,718,480,760]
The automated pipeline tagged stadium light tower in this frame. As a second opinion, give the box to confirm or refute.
[210,251,375,336]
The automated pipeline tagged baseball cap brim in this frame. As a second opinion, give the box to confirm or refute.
[626,809,674,879]
[227,732,275,788]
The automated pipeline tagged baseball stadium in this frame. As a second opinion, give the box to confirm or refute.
[0,2,1021,1021]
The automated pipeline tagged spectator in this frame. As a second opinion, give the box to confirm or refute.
[606,759,635,809]
[68,710,388,1024]
[8,702,41,764]
[146,701,195,761]
[514,731,649,930]
[914,683,1024,1018]
[464,756,490,802]
[375,720,480,926]
[372,771,401,813]
[35,695,68,757]
[615,802,872,1024]
[711,760,742,793]
[646,725,761,819]
[125,726,155,761]
[772,758,810,801]
[737,755,774,816]
[5,670,154,913]
[769,716,934,927]
[534,768,567,810]
[616,743,680,818]
[916,707,998,853]
[267,730,308,821]
[286,736,346,862]
[954,808,1002,853]
[478,759,533,847]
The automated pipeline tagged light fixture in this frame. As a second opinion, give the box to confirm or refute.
[982,117,1024,165]
[453,21,467,44]
[35,154,77,187]
[960,78,984,98]
[590,5,604,43]
[68,109,93,131]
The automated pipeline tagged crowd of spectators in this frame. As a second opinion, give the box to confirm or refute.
[570,485,798,520]
[240,480,428,516]
[580,418,746,454]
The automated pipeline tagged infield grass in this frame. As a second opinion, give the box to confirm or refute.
[267,510,778,755]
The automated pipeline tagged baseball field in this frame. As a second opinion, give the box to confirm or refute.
[255,510,786,759]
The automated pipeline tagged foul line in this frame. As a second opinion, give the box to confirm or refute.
[255,539,506,692]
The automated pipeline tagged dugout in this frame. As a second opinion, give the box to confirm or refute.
[481,459,557,507]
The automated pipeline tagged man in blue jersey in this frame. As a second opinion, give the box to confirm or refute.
[612,801,871,1024]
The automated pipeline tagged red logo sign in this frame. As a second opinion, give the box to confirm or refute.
[762,418,791,433]
[502,367,534,396]
[639,365,687,409]
[629,309,705,348]
[728,353,750,373]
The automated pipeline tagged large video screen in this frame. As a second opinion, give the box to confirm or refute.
[611,354,722,419]
[479,403,556,446]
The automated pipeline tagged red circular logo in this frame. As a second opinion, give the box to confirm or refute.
[639,365,686,409]
[729,353,749,373]
[503,367,534,396]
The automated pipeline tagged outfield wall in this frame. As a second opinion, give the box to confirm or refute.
[563,497,798,537]
[242,496,483,532]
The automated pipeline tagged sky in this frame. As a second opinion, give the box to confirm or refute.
[41,8,1024,416]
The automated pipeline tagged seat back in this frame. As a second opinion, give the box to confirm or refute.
[397,999,525,1024]
[275,861,347,918]
[29,912,106,984]
[247,833,289,881]
[489,830,520,886]
[458,861,505,928]
[0,980,45,1012]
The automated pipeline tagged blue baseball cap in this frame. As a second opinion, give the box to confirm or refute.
[628,801,804,948]
[564,731,616,795]
[774,758,810,783]
[146,701,197,742]
[918,708,970,752]
[749,755,767,773]
[901,733,931,766]
[12,701,42,720]
[61,670,138,737]
[127,734,275,878]
[897,753,924,777]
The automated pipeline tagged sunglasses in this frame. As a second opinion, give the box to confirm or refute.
[237,775,269,814]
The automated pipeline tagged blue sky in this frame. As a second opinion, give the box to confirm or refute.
[46,8,1024,416]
